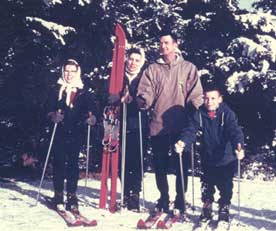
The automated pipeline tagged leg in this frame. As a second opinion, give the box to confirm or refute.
[52,137,66,194]
[151,135,170,211]
[216,161,236,221]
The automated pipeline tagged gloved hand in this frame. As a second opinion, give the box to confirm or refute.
[121,87,133,104]
[174,140,185,154]
[86,113,97,126]
[49,111,64,123]
[136,96,146,109]
[235,143,245,160]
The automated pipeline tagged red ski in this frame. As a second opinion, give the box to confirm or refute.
[70,208,97,227]
[99,23,126,213]
[136,212,164,229]
[43,196,82,227]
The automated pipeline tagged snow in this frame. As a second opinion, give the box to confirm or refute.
[26,17,76,46]
[0,173,275,231]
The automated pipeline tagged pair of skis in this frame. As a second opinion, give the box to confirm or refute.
[44,196,97,227]
[99,24,126,213]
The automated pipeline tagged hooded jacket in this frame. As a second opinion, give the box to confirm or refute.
[137,55,203,136]
[180,102,244,167]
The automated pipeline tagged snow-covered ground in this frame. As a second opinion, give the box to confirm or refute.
[0,173,275,231]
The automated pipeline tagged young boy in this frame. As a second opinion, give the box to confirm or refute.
[175,85,245,222]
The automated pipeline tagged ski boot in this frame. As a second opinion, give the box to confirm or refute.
[52,191,64,209]
[218,204,230,222]
[127,192,140,212]
[66,193,79,212]
[199,200,213,221]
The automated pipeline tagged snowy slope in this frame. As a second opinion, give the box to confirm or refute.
[0,173,275,231]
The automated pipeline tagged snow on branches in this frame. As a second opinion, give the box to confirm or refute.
[26,17,76,45]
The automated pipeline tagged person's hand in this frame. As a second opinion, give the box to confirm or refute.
[136,96,146,109]
[49,111,64,123]
[121,87,133,104]
[86,112,97,126]
[175,140,185,154]
[235,143,245,160]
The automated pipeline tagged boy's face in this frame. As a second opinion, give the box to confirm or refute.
[204,90,222,111]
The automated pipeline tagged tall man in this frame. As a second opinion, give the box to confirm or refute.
[136,29,203,214]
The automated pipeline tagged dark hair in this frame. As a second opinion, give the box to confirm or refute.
[203,83,224,96]
[159,28,178,42]
[64,59,79,70]
[127,48,143,57]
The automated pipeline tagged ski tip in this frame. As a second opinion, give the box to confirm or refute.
[156,220,168,229]
[83,220,97,227]
[137,219,147,229]
[68,220,83,227]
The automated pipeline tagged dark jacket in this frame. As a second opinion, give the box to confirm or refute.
[123,72,147,132]
[180,102,244,167]
[47,86,95,137]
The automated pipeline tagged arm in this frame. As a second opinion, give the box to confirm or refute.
[185,65,203,109]
[136,67,155,110]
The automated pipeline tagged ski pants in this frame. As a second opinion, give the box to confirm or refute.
[151,134,189,210]
[201,161,237,207]
[120,130,142,195]
[52,134,81,194]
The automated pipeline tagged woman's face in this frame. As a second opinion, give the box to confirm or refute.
[126,53,143,72]
[63,64,78,83]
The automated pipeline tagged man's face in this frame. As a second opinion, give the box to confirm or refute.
[159,35,177,57]
[64,64,78,83]
[126,53,143,72]
[204,90,222,111]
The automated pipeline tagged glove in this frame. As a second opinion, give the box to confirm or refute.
[121,88,133,104]
[175,140,185,154]
[136,96,146,109]
[49,111,64,123]
[86,114,97,126]
[235,143,245,160]
[108,94,120,105]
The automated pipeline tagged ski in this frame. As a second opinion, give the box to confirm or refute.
[99,23,126,213]
[156,210,187,229]
[43,196,82,227]
[70,208,97,227]
[136,211,164,229]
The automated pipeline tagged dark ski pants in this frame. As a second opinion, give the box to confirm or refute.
[120,130,142,195]
[201,161,237,207]
[52,135,81,194]
[151,134,189,210]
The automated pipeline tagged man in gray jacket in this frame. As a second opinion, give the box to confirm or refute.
[137,29,203,215]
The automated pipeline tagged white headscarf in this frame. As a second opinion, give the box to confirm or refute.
[57,59,83,108]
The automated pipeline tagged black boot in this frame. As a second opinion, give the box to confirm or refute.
[52,191,64,209]
[218,204,230,222]
[199,200,213,221]
[127,192,140,211]
[155,198,169,212]
[66,193,78,211]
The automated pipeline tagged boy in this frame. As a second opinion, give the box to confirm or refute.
[175,85,245,222]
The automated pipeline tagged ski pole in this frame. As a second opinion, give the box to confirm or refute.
[120,102,127,209]
[138,111,145,209]
[178,153,186,212]
[191,144,195,211]
[237,158,241,224]
[84,123,91,195]
[35,115,59,205]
